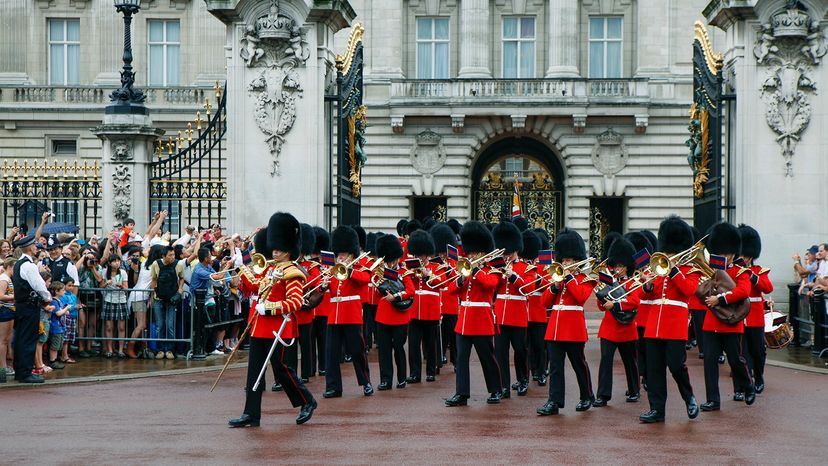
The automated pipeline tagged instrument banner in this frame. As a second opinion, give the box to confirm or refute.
[404,258,421,270]
[538,250,556,265]
[383,268,399,281]
[320,251,336,267]
[598,272,615,285]
[488,256,506,269]
[633,249,650,270]
[447,245,459,261]
[709,254,726,270]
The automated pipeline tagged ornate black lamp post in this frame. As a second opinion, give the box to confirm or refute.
[107,0,148,115]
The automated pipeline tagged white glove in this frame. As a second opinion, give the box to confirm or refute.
[255,302,267,316]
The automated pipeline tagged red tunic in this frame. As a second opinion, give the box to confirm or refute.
[409,262,442,321]
[541,273,595,342]
[527,270,550,323]
[357,256,374,304]
[248,263,305,339]
[306,262,331,319]
[327,268,370,325]
[435,259,459,316]
[448,266,499,336]
[642,265,699,340]
[375,273,415,326]
[296,260,319,325]
[745,265,773,328]
[494,260,536,328]
[597,278,640,342]
[702,265,751,334]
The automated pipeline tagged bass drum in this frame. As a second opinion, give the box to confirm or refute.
[764,311,793,349]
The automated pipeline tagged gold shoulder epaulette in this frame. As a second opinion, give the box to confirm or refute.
[279,262,307,282]
[735,267,751,277]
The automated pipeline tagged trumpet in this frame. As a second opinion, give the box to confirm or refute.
[610,239,710,302]
[221,253,275,280]
[328,251,370,281]
[428,249,506,289]
[369,259,386,286]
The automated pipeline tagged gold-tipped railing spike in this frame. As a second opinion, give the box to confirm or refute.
[155,140,164,158]
[81,160,89,176]
[52,160,60,177]
[72,160,79,176]
[22,160,29,178]
[204,97,212,117]
[196,111,203,130]
[214,81,222,100]
[335,22,365,74]
[62,159,69,177]
[177,130,184,148]
[166,141,174,156]
[186,123,193,142]
[1,160,8,177]
[12,160,19,176]
[93,161,100,177]
[32,160,40,177]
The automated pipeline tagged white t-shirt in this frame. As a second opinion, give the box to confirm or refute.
[99,267,128,304]
[817,260,828,279]
[127,265,153,305]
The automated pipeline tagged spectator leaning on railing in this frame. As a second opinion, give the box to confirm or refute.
[150,246,185,360]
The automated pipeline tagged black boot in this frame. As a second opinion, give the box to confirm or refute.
[639,410,665,423]
[537,400,559,416]
[445,394,469,407]
[271,383,283,392]
[296,400,317,425]
[686,396,699,419]
[517,381,529,396]
[700,401,720,411]
[486,392,502,404]
[733,392,745,402]
[592,397,608,407]
[228,414,260,428]
[363,383,374,396]
[745,387,756,406]
[575,398,593,412]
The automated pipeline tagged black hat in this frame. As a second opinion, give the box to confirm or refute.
[331,225,360,256]
[253,229,268,256]
[423,218,437,232]
[407,230,435,257]
[300,223,315,257]
[366,232,378,256]
[376,234,404,262]
[351,225,367,251]
[555,228,586,261]
[533,228,551,250]
[12,235,36,249]
[267,212,302,260]
[46,235,61,250]
[602,232,623,261]
[430,224,456,253]
[404,220,422,236]
[312,227,330,254]
[690,226,702,244]
[513,216,530,232]
[446,219,462,235]
[607,237,636,272]
[370,232,386,256]
[738,224,761,259]
[485,223,496,232]
[493,221,523,254]
[520,230,541,261]
[460,221,494,254]
[624,232,653,254]
[396,219,409,237]
[641,230,658,253]
[708,222,741,256]
[657,216,693,254]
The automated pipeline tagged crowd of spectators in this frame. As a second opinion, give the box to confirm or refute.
[792,243,828,346]
[0,211,257,380]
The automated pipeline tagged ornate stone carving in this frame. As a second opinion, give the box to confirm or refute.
[635,114,649,134]
[451,114,465,133]
[754,1,827,176]
[391,115,405,133]
[240,0,310,68]
[511,114,527,129]
[591,129,628,176]
[112,164,132,221]
[111,141,133,162]
[410,130,447,175]
[573,114,587,134]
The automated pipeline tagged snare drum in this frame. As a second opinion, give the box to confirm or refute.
[764,311,793,349]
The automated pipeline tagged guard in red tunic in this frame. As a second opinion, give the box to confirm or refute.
[625,231,654,390]
[700,222,756,412]
[523,230,548,387]
[638,216,699,424]
[322,226,373,398]
[228,212,316,427]
[445,221,503,407]
[738,224,772,396]
[594,236,641,407]
[310,227,331,377]
[294,223,318,382]
[492,222,535,398]
[364,232,382,351]
[537,228,596,416]
[406,230,442,383]
[431,224,459,370]
[351,226,375,352]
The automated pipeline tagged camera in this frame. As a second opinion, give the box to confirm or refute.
[222,249,232,259]
[130,257,140,265]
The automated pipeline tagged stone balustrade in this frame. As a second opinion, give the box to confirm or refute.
[0,85,211,106]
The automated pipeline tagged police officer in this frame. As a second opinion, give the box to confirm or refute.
[12,235,52,383]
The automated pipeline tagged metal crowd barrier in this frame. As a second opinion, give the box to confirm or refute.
[811,291,828,357]
[190,288,247,360]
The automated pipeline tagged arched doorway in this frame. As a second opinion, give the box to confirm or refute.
[472,137,564,240]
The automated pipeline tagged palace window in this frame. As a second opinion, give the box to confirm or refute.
[502,17,535,78]
[148,20,180,86]
[588,16,622,78]
[48,19,81,85]
[416,17,450,79]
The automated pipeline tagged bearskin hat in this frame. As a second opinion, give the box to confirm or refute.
[555,227,586,261]
[312,226,330,254]
[266,212,301,260]
[460,221,495,254]
[351,225,367,251]
[708,222,742,256]
[624,231,653,254]
[430,224,457,253]
[602,231,623,261]
[253,229,268,256]
[396,219,409,237]
[493,221,524,254]
[520,230,541,261]
[657,216,693,254]
[407,230,435,257]
[300,223,315,256]
[533,228,551,250]
[366,232,378,257]
[331,225,360,256]
[738,224,761,259]
[369,232,386,256]
[607,236,636,272]
[512,216,530,232]
[403,220,421,237]
[376,234,404,262]
[641,230,658,253]
[446,219,462,235]
[690,226,702,244]
[423,218,437,232]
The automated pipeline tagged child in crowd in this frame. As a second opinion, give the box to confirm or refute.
[60,278,81,364]
[34,271,53,374]
[48,281,70,369]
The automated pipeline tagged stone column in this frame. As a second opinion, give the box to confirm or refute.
[634,0,670,77]
[545,0,580,78]
[458,0,491,78]
[93,113,163,233]
[366,0,403,79]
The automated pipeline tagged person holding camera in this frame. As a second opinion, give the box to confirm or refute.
[125,247,150,358]
[76,249,104,358]
[150,246,185,360]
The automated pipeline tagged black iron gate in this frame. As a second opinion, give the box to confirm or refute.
[148,83,226,236]
[333,24,365,227]
[688,22,725,234]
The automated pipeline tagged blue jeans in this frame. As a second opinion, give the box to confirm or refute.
[154,300,177,352]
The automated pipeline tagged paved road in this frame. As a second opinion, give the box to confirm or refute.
[3,341,826,464]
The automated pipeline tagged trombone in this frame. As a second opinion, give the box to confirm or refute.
[521,257,596,295]
[218,253,275,281]
[428,249,506,289]
[610,239,710,302]
[303,251,371,297]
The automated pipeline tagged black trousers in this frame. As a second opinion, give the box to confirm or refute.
[275,337,299,379]
[12,304,38,380]
[376,322,408,384]
[297,323,313,379]
[742,326,766,386]
[409,319,439,379]
[495,324,529,387]
[441,315,458,365]
[527,322,547,378]
[596,339,639,400]
[637,328,648,385]
[703,331,753,403]
[311,316,327,374]
[455,334,502,397]
[547,341,593,407]
[243,337,313,420]
[362,304,377,348]
[690,309,706,353]
[325,324,370,392]
[645,339,694,414]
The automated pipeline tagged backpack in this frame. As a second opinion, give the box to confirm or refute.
[155,260,179,301]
